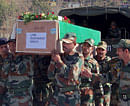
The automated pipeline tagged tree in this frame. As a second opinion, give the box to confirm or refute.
[31,0,52,14]
[0,0,8,27]
[0,0,17,38]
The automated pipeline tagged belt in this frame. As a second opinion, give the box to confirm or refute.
[56,86,79,93]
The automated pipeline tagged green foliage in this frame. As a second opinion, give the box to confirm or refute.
[0,0,16,27]
[18,12,58,23]
[31,0,51,14]
[18,12,71,24]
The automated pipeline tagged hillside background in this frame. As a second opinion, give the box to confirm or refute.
[0,0,129,39]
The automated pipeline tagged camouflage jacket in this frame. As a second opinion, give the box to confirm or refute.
[119,62,130,100]
[0,54,34,96]
[48,52,84,91]
[94,56,111,74]
[81,56,100,87]
[108,57,122,84]
[94,55,111,83]
[0,53,13,88]
[81,56,104,103]
[108,57,130,100]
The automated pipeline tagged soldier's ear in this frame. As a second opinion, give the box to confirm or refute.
[73,42,76,46]
[124,49,129,54]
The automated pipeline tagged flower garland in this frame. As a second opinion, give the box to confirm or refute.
[18,12,71,24]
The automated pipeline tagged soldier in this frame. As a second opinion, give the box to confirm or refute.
[0,40,10,106]
[0,39,34,106]
[107,21,121,39]
[94,41,111,106]
[81,39,104,106]
[48,33,84,106]
[112,39,130,106]
[7,39,16,55]
[108,56,121,106]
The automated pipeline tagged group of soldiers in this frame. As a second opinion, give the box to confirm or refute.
[0,32,130,106]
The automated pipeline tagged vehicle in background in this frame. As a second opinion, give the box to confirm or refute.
[58,6,130,57]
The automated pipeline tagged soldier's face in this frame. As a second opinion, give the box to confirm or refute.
[116,48,124,60]
[116,48,130,61]
[96,48,107,58]
[82,43,93,55]
[8,42,16,53]
[63,42,75,53]
[0,44,9,55]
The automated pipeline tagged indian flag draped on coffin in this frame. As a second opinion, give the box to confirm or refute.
[59,21,101,45]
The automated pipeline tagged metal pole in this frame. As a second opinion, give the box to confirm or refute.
[125,28,127,39]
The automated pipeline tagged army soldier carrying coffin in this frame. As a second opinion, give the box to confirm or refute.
[0,40,11,106]
[0,38,34,106]
[48,33,84,106]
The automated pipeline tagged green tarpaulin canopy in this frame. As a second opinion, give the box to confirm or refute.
[59,21,101,45]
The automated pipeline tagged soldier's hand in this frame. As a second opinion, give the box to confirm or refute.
[51,50,62,63]
[99,103,104,106]
[81,68,92,78]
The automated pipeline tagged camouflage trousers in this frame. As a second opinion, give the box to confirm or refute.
[33,82,54,106]
[103,83,111,106]
[49,89,80,106]
[93,82,104,106]
[2,92,32,106]
[33,83,48,102]
[81,87,95,106]
[110,83,119,106]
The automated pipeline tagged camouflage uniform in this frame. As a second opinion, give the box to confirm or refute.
[0,39,9,106]
[108,57,121,106]
[94,55,111,106]
[48,52,84,106]
[81,39,104,106]
[119,62,130,106]
[112,39,130,106]
[33,55,51,105]
[0,54,12,106]
[81,56,104,106]
[0,54,34,106]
